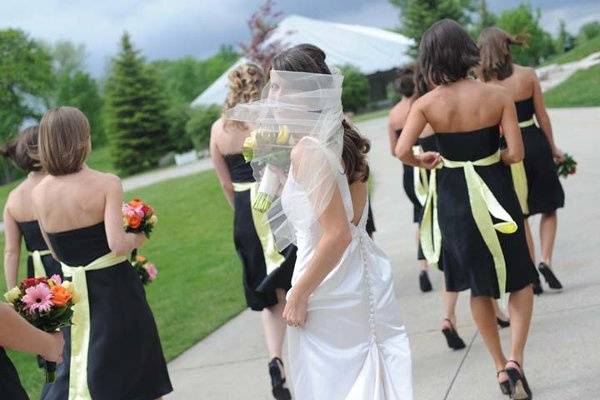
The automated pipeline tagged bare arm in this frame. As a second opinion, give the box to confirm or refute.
[210,124,234,208]
[500,91,525,164]
[395,100,440,169]
[387,114,399,156]
[104,175,145,256]
[3,202,21,289]
[0,304,64,363]
[531,71,563,160]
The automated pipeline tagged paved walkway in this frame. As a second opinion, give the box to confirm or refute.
[166,108,600,399]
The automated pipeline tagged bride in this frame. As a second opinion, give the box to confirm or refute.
[226,43,412,400]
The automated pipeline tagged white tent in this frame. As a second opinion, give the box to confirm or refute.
[191,15,413,107]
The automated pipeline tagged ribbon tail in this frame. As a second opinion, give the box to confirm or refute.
[420,169,440,266]
[510,161,529,215]
[32,251,46,278]
[68,267,92,400]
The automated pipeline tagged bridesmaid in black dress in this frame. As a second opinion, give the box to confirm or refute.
[477,27,564,293]
[397,20,537,399]
[387,64,433,292]
[1,304,64,400]
[32,107,172,400]
[210,63,295,400]
[2,126,62,290]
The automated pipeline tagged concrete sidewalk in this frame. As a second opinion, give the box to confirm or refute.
[167,109,600,399]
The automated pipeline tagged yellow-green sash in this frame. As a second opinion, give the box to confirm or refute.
[61,252,127,400]
[412,145,429,206]
[233,182,284,274]
[519,118,535,128]
[420,151,518,297]
[28,250,52,278]
[510,161,529,214]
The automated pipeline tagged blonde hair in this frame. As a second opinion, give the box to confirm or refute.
[222,63,266,130]
[477,27,528,81]
[39,106,91,176]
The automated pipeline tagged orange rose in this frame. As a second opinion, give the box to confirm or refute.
[51,285,72,306]
[136,255,146,263]
[129,198,144,208]
[127,214,142,229]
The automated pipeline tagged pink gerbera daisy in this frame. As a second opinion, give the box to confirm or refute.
[22,283,53,314]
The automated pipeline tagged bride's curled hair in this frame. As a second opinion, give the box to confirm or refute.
[272,43,370,184]
[223,63,266,129]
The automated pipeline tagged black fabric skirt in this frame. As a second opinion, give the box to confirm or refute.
[0,348,29,400]
[233,189,296,311]
[437,163,537,298]
[41,262,173,400]
[402,164,423,223]
[522,125,565,216]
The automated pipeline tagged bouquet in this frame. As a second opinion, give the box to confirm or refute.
[4,275,78,382]
[242,125,291,212]
[131,255,158,285]
[122,198,157,238]
[556,153,577,178]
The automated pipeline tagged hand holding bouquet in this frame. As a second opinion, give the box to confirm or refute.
[243,125,291,212]
[556,153,577,178]
[122,198,157,238]
[4,275,78,382]
[131,255,158,285]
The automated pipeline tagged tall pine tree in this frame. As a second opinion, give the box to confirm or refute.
[105,32,172,176]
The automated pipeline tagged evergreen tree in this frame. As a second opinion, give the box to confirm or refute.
[472,0,497,38]
[389,0,474,55]
[555,20,576,53]
[105,32,172,176]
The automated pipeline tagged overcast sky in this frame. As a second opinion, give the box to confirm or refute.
[1,0,599,76]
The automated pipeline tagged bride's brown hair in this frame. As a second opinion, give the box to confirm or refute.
[477,27,528,81]
[272,43,370,184]
[222,63,266,130]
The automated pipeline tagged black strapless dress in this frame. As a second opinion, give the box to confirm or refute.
[0,348,28,400]
[18,220,62,278]
[397,129,422,223]
[516,97,565,216]
[41,222,172,400]
[435,127,537,298]
[224,154,296,311]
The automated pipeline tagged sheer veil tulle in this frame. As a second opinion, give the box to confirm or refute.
[224,69,345,250]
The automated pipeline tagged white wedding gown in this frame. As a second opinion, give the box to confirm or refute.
[282,172,413,400]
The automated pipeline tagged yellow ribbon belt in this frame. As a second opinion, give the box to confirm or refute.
[232,182,284,274]
[510,162,529,214]
[420,151,518,297]
[28,250,52,278]
[61,253,127,400]
[412,145,429,206]
[518,118,535,128]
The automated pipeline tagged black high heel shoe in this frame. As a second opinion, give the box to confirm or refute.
[538,262,563,290]
[497,369,510,395]
[506,360,532,400]
[532,277,544,295]
[441,319,466,350]
[496,317,510,329]
[269,357,292,400]
[419,270,433,292]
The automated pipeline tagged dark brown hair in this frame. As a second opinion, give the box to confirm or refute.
[39,106,91,176]
[0,126,42,172]
[395,64,415,98]
[223,63,266,129]
[477,27,527,81]
[272,44,370,184]
[419,19,480,86]
[414,63,431,99]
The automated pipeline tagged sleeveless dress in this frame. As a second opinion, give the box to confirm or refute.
[0,348,29,400]
[283,171,413,400]
[516,97,565,216]
[435,127,537,298]
[18,220,62,278]
[41,222,172,400]
[224,154,296,310]
[397,129,422,223]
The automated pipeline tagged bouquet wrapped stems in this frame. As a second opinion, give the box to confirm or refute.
[557,153,577,178]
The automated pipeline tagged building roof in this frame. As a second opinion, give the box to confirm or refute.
[191,15,413,107]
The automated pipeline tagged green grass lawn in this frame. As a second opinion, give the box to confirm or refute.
[353,108,390,123]
[543,35,600,66]
[1,170,245,398]
[545,63,600,107]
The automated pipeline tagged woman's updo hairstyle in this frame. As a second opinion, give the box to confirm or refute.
[477,27,528,81]
[272,43,370,184]
[223,63,266,129]
[395,64,416,98]
[419,19,480,86]
[0,125,42,172]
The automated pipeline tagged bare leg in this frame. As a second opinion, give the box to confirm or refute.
[470,296,507,380]
[523,218,535,263]
[262,289,288,360]
[416,228,428,271]
[539,211,557,266]
[507,286,534,367]
[442,288,459,328]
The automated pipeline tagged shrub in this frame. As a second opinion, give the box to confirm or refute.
[186,105,221,151]
[339,65,370,113]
